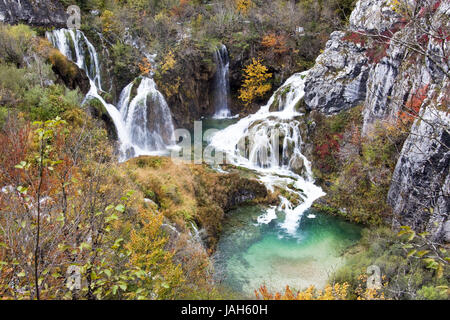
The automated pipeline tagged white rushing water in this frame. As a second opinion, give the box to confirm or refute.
[209,71,325,235]
[212,45,232,119]
[46,29,176,161]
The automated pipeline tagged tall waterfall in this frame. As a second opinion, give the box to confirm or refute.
[209,72,325,234]
[212,45,232,119]
[46,29,176,161]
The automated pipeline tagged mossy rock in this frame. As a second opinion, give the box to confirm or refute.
[87,97,117,140]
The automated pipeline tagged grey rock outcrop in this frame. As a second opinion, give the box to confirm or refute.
[304,31,369,114]
[0,0,67,27]
[388,106,449,241]
[349,0,399,32]
[303,0,400,115]
[304,0,449,241]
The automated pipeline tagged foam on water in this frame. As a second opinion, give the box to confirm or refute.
[46,29,176,161]
[209,71,326,235]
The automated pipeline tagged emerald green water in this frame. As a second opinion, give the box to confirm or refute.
[214,206,361,298]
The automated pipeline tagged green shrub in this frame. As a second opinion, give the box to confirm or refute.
[0,106,8,128]
[0,64,29,96]
[24,85,81,121]
[333,227,450,300]
[0,24,36,65]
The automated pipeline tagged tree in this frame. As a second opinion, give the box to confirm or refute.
[0,114,188,299]
[238,58,272,107]
[235,0,253,15]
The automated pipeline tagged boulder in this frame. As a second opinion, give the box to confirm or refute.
[289,154,305,176]
[303,31,369,114]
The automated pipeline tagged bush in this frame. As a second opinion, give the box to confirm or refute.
[0,64,29,97]
[0,106,8,128]
[0,24,36,66]
[24,84,82,121]
[332,227,450,300]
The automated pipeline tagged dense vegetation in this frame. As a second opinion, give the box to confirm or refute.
[0,0,448,300]
[62,0,358,110]
[0,22,273,299]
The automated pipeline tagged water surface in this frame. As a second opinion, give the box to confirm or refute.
[214,206,361,298]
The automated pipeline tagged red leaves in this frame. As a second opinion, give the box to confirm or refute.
[314,133,342,173]
[343,32,367,46]
[397,84,430,127]
[366,43,390,64]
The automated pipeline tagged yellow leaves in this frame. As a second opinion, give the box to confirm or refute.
[100,10,118,34]
[161,50,176,75]
[355,273,388,300]
[255,283,350,300]
[389,0,411,16]
[238,58,272,107]
[235,0,253,15]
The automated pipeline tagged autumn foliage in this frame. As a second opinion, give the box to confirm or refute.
[397,85,429,127]
[261,33,289,55]
[238,58,272,107]
[138,57,152,75]
[235,0,253,15]
[255,283,350,300]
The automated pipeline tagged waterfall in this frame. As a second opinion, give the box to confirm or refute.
[209,72,325,235]
[46,29,176,161]
[46,29,103,90]
[212,45,232,119]
[118,77,175,153]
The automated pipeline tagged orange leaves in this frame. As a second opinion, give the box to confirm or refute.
[397,84,429,127]
[238,58,272,107]
[138,57,152,76]
[261,33,289,55]
[255,283,350,300]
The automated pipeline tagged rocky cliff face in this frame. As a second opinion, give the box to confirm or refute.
[303,0,400,116]
[305,0,449,241]
[0,0,67,27]
[303,31,369,114]
[388,104,449,241]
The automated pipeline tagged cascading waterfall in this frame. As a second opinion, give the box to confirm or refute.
[209,72,325,235]
[212,45,232,119]
[46,29,176,161]
[118,77,176,153]
[46,29,103,90]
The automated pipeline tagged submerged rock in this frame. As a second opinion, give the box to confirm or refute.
[289,154,305,176]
